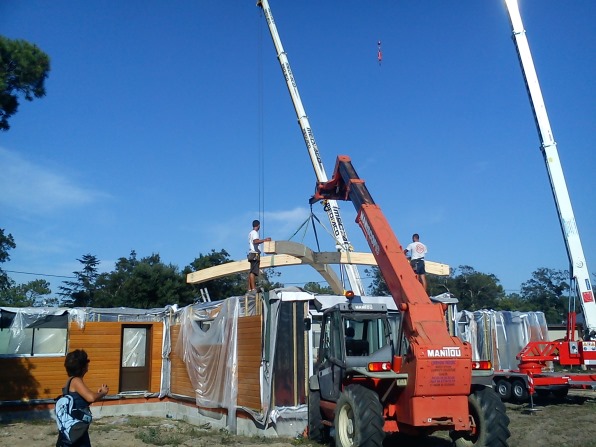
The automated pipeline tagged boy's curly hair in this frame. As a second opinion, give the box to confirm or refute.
[64,349,90,377]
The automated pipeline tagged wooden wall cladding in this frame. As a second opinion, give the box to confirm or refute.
[237,315,262,410]
[149,323,163,394]
[0,321,163,401]
[169,315,263,411]
[0,315,261,409]
[169,325,195,398]
[68,322,124,391]
[0,356,64,400]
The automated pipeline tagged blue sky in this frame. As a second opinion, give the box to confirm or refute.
[1,1,594,298]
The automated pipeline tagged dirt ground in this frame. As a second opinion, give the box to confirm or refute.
[1,389,594,447]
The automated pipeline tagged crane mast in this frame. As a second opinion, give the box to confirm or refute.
[257,0,365,296]
[504,0,596,339]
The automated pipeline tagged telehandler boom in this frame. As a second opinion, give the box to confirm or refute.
[309,156,510,446]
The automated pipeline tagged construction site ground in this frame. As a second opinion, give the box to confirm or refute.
[1,389,594,447]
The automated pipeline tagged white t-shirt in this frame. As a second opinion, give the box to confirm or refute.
[405,241,427,260]
[248,229,260,253]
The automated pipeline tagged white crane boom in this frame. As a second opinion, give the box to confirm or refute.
[504,0,596,339]
[257,0,365,295]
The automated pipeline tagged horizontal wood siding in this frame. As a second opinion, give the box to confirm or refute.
[71,321,162,394]
[0,321,163,402]
[151,323,163,394]
[0,312,263,411]
[170,325,195,398]
[0,356,65,400]
[237,315,261,410]
[69,322,117,392]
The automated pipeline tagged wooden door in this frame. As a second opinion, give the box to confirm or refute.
[119,325,151,392]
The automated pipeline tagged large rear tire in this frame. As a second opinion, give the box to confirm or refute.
[451,387,510,447]
[308,389,327,442]
[334,384,384,447]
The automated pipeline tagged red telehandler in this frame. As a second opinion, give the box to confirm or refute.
[308,155,510,446]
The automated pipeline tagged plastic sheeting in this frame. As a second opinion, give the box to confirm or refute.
[0,307,75,356]
[85,307,170,322]
[175,298,241,431]
[0,305,175,399]
[261,288,312,436]
[174,288,314,433]
[456,310,549,370]
[122,327,147,367]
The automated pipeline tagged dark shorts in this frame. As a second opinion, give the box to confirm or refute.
[410,258,426,275]
[248,253,260,276]
[57,431,91,447]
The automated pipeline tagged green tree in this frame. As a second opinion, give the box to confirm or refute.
[58,254,100,307]
[494,292,528,312]
[0,228,16,290]
[302,281,334,294]
[185,248,284,300]
[365,264,506,312]
[520,267,570,324]
[366,265,447,297]
[0,36,50,130]
[445,266,506,311]
[185,249,246,301]
[96,253,194,308]
[0,278,53,307]
[365,266,389,296]
[94,250,139,305]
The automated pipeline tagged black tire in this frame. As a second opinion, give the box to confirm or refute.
[308,389,327,442]
[334,384,384,447]
[511,379,529,403]
[451,387,510,447]
[494,379,512,402]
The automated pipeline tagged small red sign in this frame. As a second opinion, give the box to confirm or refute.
[582,291,595,303]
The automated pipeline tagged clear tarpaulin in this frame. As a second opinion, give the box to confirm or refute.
[122,327,147,367]
[456,310,549,370]
[175,298,240,429]
[0,306,172,357]
[173,288,313,433]
[0,307,74,356]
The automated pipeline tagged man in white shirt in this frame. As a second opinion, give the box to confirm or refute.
[247,220,271,291]
[404,233,428,291]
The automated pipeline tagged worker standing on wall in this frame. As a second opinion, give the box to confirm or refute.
[404,233,427,291]
[247,219,271,292]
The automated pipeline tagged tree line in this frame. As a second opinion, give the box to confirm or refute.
[365,264,576,324]
[0,228,587,325]
[0,229,282,308]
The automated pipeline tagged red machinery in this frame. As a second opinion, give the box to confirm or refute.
[309,155,510,446]
[514,339,596,398]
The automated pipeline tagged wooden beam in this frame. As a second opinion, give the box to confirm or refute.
[186,253,344,293]
[265,241,450,276]
[186,241,450,290]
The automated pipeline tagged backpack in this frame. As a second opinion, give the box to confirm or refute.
[55,379,93,443]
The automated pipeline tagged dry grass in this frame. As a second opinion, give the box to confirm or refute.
[1,390,594,447]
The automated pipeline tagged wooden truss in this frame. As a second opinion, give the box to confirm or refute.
[186,240,450,295]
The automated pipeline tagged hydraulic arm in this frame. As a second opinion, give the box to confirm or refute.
[311,155,474,429]
[257,0,365,295]
[505,0,596,339]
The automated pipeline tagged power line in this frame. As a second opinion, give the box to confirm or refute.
[5,269,75,279]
